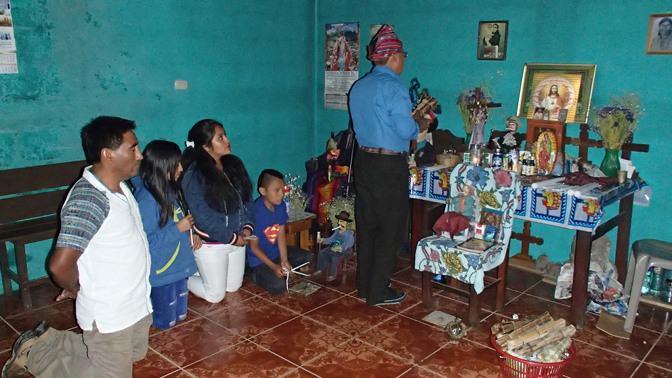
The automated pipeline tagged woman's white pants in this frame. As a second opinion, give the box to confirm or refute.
[188,243,245,303]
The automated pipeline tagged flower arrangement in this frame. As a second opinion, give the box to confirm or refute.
[590,94,643,150]
[456,87,493,134]
[284,174,311,213]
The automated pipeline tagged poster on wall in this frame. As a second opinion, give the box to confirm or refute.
[0,0,17,74]
[324,22,359,110]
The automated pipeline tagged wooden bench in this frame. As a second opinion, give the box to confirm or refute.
[0,160,87,310]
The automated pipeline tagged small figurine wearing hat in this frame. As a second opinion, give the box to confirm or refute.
[315,211,355,282]
[493,116,526,153]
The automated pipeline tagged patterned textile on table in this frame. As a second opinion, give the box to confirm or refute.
[514,176,647,232]
[409,166,454,203]
[414,164,520,293]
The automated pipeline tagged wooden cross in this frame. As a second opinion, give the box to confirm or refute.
[465,87,502,116]
[510,221,544,269]
[563,124,649,163]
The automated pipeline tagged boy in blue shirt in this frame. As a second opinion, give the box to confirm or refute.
[246,169,313,295]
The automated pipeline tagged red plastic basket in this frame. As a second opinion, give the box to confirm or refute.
[490,335,576,378]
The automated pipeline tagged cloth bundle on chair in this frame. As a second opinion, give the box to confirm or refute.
[432,212,471,239]
[414,164,520,326]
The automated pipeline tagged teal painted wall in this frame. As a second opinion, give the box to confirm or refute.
[315,0,672,264]
[2,0,671,294]
[0,0,316,291]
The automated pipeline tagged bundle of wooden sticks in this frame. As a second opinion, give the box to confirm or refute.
[491,312,576,363]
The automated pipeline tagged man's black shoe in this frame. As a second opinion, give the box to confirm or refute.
[368,289,407,306]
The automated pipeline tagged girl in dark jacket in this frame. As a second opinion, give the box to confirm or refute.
[181,119,255,303]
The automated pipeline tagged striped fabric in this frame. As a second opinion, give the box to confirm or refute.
[56,179,109,253]
[367,25,403,64]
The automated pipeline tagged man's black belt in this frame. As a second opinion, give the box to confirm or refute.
[359,146,406,156]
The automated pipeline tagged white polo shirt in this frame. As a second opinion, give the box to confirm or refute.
[56,167,152,333]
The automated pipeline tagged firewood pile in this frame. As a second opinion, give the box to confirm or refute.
[491,312,576,363]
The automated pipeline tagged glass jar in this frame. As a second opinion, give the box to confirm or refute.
[469,144,484,166]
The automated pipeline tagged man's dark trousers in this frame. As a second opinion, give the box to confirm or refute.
[354,151,409,304]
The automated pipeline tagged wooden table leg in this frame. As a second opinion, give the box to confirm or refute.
[14,242,32,310]
[469,285,481,327]
[570,230,592,329]
[299,230,310,250]
[422,271,434,309]
[615,194,634,285]
[411,199,424,250]
[0,242,13,297]
[285,234,297,247]
[496,246,510,311]
[410,199,444,251]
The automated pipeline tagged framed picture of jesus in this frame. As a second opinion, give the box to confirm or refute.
[516,63,597,124]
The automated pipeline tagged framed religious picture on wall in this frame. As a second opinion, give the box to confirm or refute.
[516,63,596,124]
[477,21,508,60]
[646,13,672,54]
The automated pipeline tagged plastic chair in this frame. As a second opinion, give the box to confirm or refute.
[623,239,672,333]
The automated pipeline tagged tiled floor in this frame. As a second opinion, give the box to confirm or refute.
[3,254,672,378]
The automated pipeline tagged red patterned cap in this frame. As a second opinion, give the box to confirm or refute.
[367,25,403,64]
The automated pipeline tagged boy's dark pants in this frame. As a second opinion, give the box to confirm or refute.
[354,152,409,304]
[250,246,313,295]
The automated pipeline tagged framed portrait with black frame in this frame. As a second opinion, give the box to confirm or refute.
[516,63,597,124]
[477,21,508,61]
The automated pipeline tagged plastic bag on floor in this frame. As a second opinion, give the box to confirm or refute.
[554,235,628,316]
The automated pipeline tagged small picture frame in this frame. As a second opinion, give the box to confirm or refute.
[533,107,544,120]
[480,208,502,228]
[646,14,672,55]
[477,21,508,61]
[526,119,566,156]
[480,208,503,242]
[557,109,568,123]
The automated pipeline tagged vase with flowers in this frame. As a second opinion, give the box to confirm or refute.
[456,87,492,146]
[589,94,643,177]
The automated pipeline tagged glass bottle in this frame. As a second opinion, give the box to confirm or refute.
[662,279,672,304]
[650,267,664,296]
[641,267,652,295]
[492,149,503,169]
[284,186,291,214]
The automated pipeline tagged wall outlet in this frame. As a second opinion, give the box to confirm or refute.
[174,80,188,90]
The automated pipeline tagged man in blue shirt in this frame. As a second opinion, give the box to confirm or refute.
[349,25,429,306]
